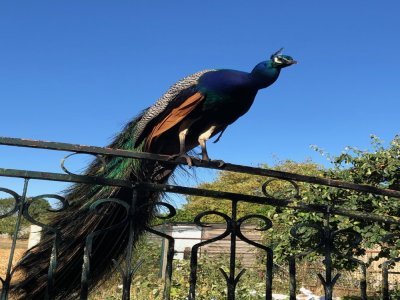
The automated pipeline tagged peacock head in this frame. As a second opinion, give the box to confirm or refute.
[250,49,296,88]
[270,48,297,68]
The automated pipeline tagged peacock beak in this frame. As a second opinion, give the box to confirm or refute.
[281,60,297,68]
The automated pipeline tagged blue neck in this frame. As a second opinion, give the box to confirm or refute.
[250,60,281,89]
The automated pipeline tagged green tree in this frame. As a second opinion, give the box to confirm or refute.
[0,197,51,237]
[311,135,400,267]
[174,160,322,223]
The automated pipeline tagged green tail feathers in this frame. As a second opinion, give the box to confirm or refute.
[12,114,176,299]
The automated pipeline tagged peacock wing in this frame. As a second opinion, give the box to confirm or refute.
[133,69,215,147]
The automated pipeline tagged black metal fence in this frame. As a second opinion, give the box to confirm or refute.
[1,137,400,300]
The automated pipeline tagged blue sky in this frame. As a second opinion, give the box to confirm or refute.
[1,1,399,200]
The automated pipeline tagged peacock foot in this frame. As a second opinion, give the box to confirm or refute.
[212,159,226,168]
[167,153,196,167]
[210,159,226,168]
[200,156,226,168]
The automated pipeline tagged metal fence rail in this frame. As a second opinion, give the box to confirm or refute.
[1,136,400,300]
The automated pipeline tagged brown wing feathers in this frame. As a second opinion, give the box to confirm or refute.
[145,92,204,150]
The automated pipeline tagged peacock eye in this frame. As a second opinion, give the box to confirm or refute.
[274,57,282,64]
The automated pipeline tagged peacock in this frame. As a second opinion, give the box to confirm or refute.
[12,49,296,299]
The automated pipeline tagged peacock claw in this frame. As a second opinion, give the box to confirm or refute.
[168,153,195,167]
[200,157,225,168]
[213,159,226,168]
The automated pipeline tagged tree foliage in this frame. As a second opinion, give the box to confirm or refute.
[0,197,51,237]
[174,160,322,223]
[314,135,400,267]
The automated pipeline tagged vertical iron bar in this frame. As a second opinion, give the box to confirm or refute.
[320,209,341,300]
[382,262,389,300]
[265,249,273,300]
[0,179,29,300]
[80,236,92,300]
[288,257,296,300]
[146,226,174,300]
[227,200,237,300]
[359,262,367,300]
[162,235,174,300]
[158,223,166,279]
[79,215,91,298]
[381,259,400,300]
[323,211,333,300]
[45,236,60,300]
[121,189,138,300]
[188,246,198,300]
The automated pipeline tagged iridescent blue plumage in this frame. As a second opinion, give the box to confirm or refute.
[140,49,297,162]
[135,50,296,157]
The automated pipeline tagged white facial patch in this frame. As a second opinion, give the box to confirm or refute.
[273,56,282,64]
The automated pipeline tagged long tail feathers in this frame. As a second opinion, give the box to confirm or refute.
[11,114,176,299]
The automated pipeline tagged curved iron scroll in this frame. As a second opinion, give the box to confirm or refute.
[262,178,300,200]
[0,183,69,300]
[0,186,24,299]
[188,203,273,300]
[61,152,106,176]
[288,216,364,300]
[0,187,20,219]
[189,211,232,300]
[237,214,274,298]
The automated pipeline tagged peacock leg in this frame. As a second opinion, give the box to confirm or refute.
[197,126,215,158]
[168,118,199,166]
[198,125,226,167]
